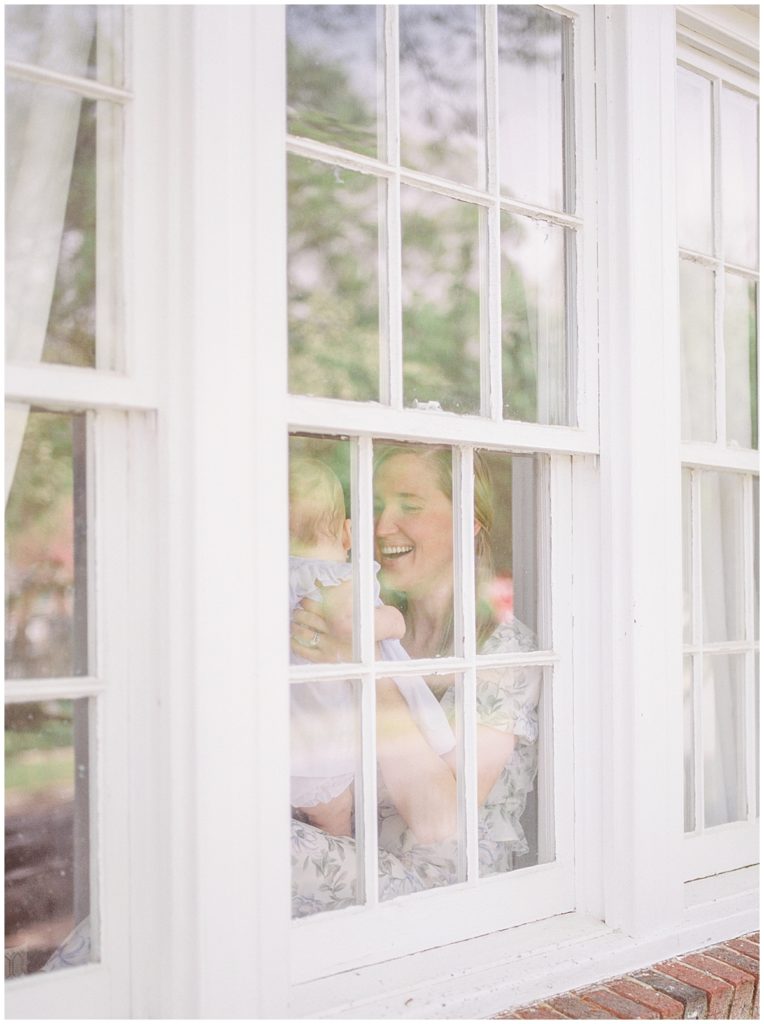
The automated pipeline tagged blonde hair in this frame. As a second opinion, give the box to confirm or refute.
[289,457,346,549]
[373,444,496,650]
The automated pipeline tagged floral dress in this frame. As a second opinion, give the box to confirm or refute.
[291,619,541,918]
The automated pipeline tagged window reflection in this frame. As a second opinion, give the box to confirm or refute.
[5,699,91,976]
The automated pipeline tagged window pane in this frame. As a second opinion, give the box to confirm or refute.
[721,87,759,269]
[5,699,91,977]
[378,673,460,901]
[475,451,544,652]
[373,442,456,657]
[5,6,123,86]
[288,436,354,665]
[754,477,759,641]
[682,467,693,644]
[676,67,713,254]
[290,679,362,918]
[477,664,546,876]
[701,471,745,643]
[6,408,89,680]
[286,5,381,159]
[6,83,111,369]
[498,7,566,212]
[502,213,571,425]
[288,155,380,401]
[683,656,695,832]
[725,274,758,449]
[399,5,482,188]
[679,259,716,442]
[703,654,746,827]
[402,188,481,414]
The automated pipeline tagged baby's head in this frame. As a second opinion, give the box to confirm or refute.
[289,457,351,560]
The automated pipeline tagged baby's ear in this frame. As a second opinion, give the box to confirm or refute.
[341,518,352,551]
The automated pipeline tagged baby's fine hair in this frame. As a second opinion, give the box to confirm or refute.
[289,457,346,547]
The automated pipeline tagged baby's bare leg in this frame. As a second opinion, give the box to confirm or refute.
[300,785,353,837]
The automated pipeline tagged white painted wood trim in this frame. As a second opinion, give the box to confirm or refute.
[5,364,158,411]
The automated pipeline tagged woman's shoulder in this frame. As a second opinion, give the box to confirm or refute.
[480,617,538,655]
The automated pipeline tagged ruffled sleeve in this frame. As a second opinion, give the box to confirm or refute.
[289,556,353,609]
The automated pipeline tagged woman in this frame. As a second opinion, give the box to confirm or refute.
[290,445,541,916]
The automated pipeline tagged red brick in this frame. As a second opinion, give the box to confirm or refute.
[547,993,613,1019]
[512,1005,568,1019]
[580,987,660,1019]
[657,960,733,1017]
[705,944,759,984]
[608,978,684,1018]
[682,952,755,1017]
[728,937,760,961]
[633,969,707,1018]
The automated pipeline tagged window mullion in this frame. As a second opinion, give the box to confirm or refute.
[691,469,705,829]
[454,446,479,881]
[354,436,379,907]
[483,6,502,423]
[383,6,402,410]
[742,474,757,820]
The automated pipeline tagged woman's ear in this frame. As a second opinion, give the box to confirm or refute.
[474,519,481,537]
[342,518,352,551]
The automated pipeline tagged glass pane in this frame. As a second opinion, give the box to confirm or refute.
[682,467,693,644]
[754,477,759,641]
[6,408,89,679]
[288,436,354,665]
[399,5,482,188]
[498,7,566,211]
[5,6,123,86]
[378,673,460,901]
[502,213,571,425]
[5,83,108,369]
[679,259,716,442]
[478,664,547,876]
[5,699,91,976]
[290,679,362,918]
[676,67,713,254]
[402,188,481,414]
[288,155,380,401]
[725,275,758,449]
[703,654,746,827]
[683,656,695,832]
[475,450,543,652]
[372,442,455,658]
[721,87,758,269]
[701,471,745,643]
[286,5,381,159]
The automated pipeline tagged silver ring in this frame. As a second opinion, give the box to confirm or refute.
[308,631,320,648]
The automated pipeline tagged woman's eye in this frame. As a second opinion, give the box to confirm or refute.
[401,503,422,514]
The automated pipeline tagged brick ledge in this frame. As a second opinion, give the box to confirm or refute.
[494,932,759,1019]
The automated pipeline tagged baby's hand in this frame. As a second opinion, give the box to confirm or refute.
[316,579,354,640]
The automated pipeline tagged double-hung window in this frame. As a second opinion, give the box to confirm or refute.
[676,28,760,881]
[285,3,597,982]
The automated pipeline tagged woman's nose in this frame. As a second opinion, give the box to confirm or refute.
[375,505,395,536]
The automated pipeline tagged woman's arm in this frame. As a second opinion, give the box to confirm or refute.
[376,678,458,844]
[442,725,515,805]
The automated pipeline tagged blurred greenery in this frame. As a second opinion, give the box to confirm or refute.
[287,7,562,422]
[5,701,74,795]
[42,97,97,368]
[5,412,73,542]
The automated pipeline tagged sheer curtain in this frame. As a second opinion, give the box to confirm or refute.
[5,6,95,498]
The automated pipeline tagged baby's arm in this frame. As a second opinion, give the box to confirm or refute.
[298,785,353,837]
[374,603,406,642]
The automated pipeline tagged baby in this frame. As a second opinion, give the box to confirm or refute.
[289,456,455,837]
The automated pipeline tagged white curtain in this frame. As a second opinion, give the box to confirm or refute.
[5,6,95,500]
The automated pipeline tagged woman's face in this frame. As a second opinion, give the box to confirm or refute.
[374,453,454,598]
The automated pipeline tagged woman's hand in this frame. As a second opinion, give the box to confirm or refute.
[291,593,354,663]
